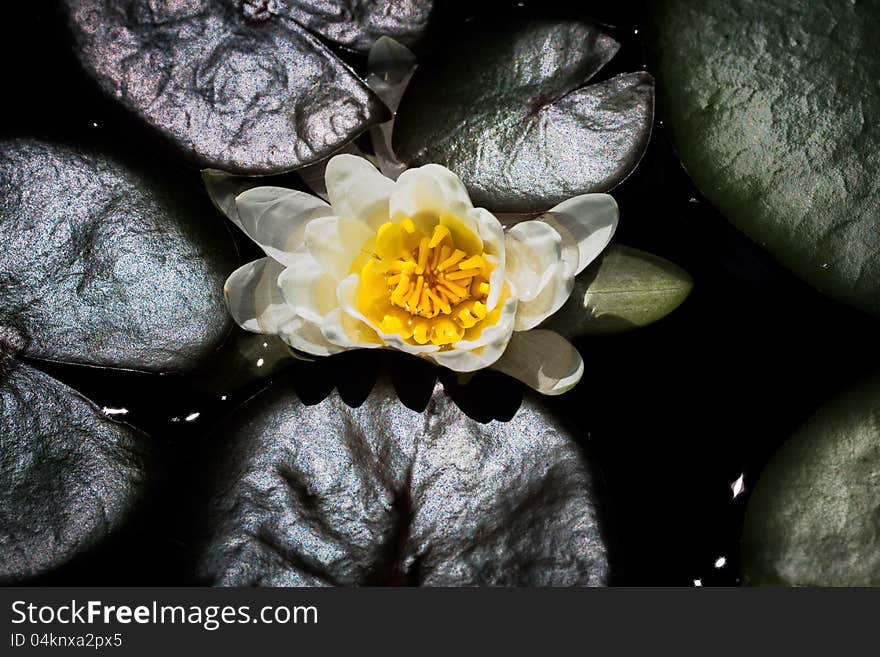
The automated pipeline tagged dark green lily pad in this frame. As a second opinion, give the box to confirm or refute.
[0,356,149,582]
[742,374,880,586]
[393,19,654,212]
[653,0,880,316]
[0,139,236,373]
[196,378,608,586]
[63,0,402,173]
[545,245,693,337]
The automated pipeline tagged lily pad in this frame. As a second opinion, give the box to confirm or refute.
[196,378,608,586]
[392,19,654,212]
[0,139,236,373]
[0,357,149,582]
[272,0,434,52]
[653,0,880,317]
[63,0,407,173]
[0,138,234,579]
[742,375,880,586]
[545,245,693,337]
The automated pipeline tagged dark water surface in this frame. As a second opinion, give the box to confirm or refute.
[3,1,878,586]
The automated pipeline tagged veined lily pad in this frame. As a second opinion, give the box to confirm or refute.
[393,19,654,212]
[653,0,880,317]
[0,357,148,582]
[545,245,693,337]
[62,0,432,173]
[196,379,608,586]
[742,375,880,586]
[271,0,434,52]
[0,139,236,372]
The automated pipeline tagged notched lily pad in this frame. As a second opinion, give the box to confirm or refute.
[393,19,655,212]
[0,139,236,372]
[545,245,693,337]
[0,358,149,582]
[63,0,399,174]
[742,374,880,586]
[196,378,608,586]
[653,0,880,317]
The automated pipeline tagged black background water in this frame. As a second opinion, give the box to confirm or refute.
[3,0,878,586]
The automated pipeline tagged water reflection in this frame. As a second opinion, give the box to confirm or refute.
[101,407,128,416]
[731,474,745,499]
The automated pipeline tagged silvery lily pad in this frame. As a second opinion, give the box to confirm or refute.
[0,139,236,372]
[62,0,435,173]
[393,19,655,211]
[742,375,880,586]
[653,0,880,317]
[0,356,149,582]
[196,378,608,586]
[0,138,232,580]
[545,245,693,337]
[271,0,434,52]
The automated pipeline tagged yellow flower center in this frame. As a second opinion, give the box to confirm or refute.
[354,213,503,348]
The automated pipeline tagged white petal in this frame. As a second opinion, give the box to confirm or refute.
[304,215,370,281]
[505,220,566,302]
[202,169,257,224]
[454,293,517,351]
[512,262,574,331]
[390,164,475,221]
[472,208,505,257]
[504,220,576,330]
[276,252,339,323]
[234,186,333,266]
[429,295,518,372]
[491,330,584,395]
[428,349,489,373]
[366,36,417,117]
[336,275,439,354]
[280,317,346,357]
[366,36,417,180]
[325,154,395,230]
[321,308,384,349]
[480,254,504,312]
[224,258,298,335]
[494,212,542,227]
[539,193,618,275]
[470,208,506,311]
[296,142,366,201]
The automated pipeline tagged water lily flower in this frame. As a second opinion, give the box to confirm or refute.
[217,155,617,395]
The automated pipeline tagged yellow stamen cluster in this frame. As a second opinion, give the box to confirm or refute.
[355,215,497,347]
